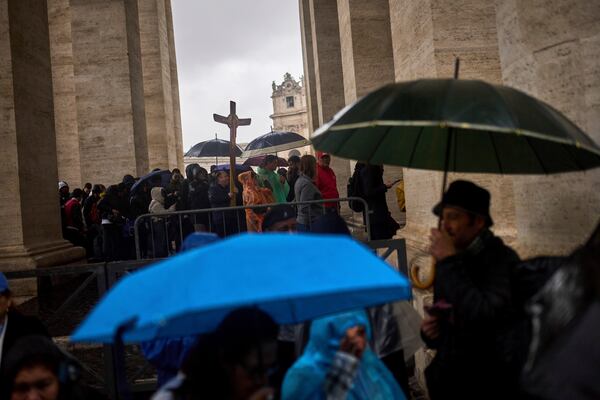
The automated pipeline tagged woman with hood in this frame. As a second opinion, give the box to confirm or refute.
[148,187,176,257]
[238,171,274,232]
[282,310,406,400]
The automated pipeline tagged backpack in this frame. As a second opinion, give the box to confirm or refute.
[347,163,365,212]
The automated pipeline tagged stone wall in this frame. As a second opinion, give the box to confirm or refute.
[496,0,600,256]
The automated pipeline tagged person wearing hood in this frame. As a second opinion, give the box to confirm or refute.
[238,171,274,232]
[58,181,70,236]
[148,187,177,257]
[257,155,289,203]
[282,310,406,400]
[185,164,211,231]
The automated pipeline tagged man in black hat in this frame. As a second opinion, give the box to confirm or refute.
[421,180,521,400]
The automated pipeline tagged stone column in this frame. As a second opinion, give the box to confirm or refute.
[337,0,404,222]
[165,0,184,170]
[306,0,351,203]
[0,0,84,277]
[496,0,600,257]
[299,0,320,134]
[139,0,177,171]
[71,0,149,185]
[48,0,82,188]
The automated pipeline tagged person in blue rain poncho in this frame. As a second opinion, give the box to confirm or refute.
[282,310,406,400]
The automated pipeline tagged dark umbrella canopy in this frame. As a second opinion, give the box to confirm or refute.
[185,138,243,158]
[243,155,288,167]
[130,170,171,197]
[312,79,600,174]
[243,130,310,157]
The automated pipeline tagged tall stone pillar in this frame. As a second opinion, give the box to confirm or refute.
[496,0,600,257]
[70,0,149,185]
[48,0,82,187]
[337,0,404,222]
[0,0,84,276]
[165,0,184,170]
[305,0,351,202]
[139,0,179,171]
[299,0,320,134]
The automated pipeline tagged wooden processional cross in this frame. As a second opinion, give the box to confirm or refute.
[213,101,251,206]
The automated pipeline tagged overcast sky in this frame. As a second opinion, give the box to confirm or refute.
[171,1,304,151]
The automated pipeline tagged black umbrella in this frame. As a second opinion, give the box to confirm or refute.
[185,135,243,165]
[243,130,310,157]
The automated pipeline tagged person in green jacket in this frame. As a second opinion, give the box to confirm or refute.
[257,155,289,203]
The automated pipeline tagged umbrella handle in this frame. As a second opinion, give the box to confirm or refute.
[409,258,435,290]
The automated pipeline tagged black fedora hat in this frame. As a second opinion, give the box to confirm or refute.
[433,180,494,227]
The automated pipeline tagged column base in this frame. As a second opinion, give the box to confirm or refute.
[0,240,86,302]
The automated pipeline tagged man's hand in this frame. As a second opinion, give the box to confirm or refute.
[385,182,393,189]
[247,387,274,400]
[421,314,440,340]
[429,227,456,261]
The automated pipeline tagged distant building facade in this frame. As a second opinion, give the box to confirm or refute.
[270,73,311,157]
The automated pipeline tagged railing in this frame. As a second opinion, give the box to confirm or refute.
[133,197,371,260]
[2,197,414,399]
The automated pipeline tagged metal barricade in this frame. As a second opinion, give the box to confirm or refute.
[4,260,155,399]
[2,235,411,399]
[134,197,371,260]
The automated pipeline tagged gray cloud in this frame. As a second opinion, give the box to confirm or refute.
[171,1,304,150]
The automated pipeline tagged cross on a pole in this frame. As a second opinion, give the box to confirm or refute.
[213,101,251,206]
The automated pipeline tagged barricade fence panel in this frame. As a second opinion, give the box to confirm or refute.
[2,220,416,399]
[134,197,371,260]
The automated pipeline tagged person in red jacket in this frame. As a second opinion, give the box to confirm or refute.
[316,153,340,212]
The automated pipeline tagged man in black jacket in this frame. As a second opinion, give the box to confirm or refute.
[421,180,520,399]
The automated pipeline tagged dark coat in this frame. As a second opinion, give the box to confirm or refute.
[208,183,245,237]
[1,310,49,370]
[423,230,521,399]
[360,165,399,240]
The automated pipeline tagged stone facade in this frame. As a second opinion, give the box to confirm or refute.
[0,0,183,276]
[300,0,600,389]
[270,73,312,158]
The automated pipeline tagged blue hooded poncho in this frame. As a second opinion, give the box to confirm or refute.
[282,310,406,400]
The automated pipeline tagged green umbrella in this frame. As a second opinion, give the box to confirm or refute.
[311,77,600,289]
[311,79,600,176]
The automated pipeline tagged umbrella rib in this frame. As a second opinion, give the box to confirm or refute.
[407,125,425,167]
[524,136,548,174]
[488,131,504,174]
[561,142,585,171]
[366,125,394,162]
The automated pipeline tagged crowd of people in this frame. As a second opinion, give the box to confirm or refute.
[2,176,599,399]
[58,153,402,261]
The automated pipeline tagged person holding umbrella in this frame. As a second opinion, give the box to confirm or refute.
[421,180,521,399]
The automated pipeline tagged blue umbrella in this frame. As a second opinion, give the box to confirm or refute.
[130,169,172,197]
[71,234,411,343]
